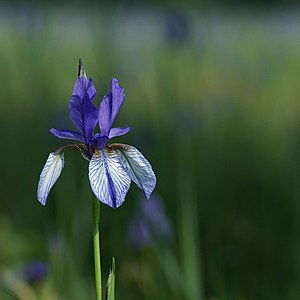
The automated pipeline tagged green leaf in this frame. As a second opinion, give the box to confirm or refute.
[106,257,116,300]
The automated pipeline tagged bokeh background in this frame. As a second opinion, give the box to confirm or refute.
[1,1,300,299]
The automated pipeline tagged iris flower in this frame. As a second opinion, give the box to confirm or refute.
[37,60,156,208]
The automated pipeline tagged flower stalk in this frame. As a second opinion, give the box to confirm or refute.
[92,195,102,300]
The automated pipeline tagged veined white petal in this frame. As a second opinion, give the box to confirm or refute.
[111,144,156,199]
[89,148,131,208]
[37,152,64,206]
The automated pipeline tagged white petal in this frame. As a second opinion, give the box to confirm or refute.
[37,152,64,205]
[89,148,131,208]
[111,144,156,199]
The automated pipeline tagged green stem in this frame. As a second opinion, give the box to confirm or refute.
[92,196,102,300]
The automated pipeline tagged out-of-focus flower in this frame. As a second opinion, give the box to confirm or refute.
[37,59,156,208]
[128,194,173,248]
[128,217,153,248]
[22,260,48,283]
[164,9,189,45]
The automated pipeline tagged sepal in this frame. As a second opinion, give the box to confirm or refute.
[89,147,131,208]
[111,144,156,199]
[37,151,65,205]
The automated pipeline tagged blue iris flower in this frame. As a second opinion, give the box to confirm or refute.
[37,60,156,208]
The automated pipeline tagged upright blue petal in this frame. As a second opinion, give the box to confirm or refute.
[72,75,87,99]
[111,144,156,199]
[98,78,125,136]
[69,94,98,144]
[88,147,131,208]
[98,92,113,136]
[110,78,126,122]
[72,75,86,100]
[82,96,98,142]
[87,78,96,101]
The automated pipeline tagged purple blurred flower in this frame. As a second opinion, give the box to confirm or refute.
[37,60,156,208]
[22,260,48,283]
[164,10,189,45]
[128,217,153,248]
[128,194,173,248]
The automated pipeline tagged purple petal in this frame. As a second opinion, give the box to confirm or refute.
[91,133,109,149]
[82,99,98,142]
[110,78,126,120]
[72,75,87,99]
[50,128,84,142]
[73,69,96,100]
[98,78,126,136]
[69,95,98,144]
[98,93,113,136]
[73,76,87,99]
[87,78,96,100]
[69,95,82,132]
[109,126,131,139]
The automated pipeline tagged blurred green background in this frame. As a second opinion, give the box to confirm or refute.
[1,2,300,300]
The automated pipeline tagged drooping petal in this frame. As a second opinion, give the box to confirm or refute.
[98,78,125,136]
[69,94,98,144]
[89,147,131,208]
[111,144,156,199]
[50,128,84,142]
[37,151,65,206]
[109,126,131,139]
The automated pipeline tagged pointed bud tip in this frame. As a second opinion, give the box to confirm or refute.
[78,58,85,78]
